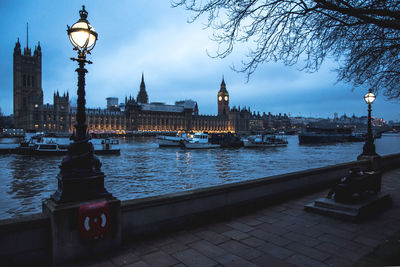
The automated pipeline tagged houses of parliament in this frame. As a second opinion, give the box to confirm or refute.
[13,38,290,134]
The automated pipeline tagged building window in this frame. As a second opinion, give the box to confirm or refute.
[23,75,26,87]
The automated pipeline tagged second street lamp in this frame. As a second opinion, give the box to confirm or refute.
[358,89,378,160]
[51,5,111,203]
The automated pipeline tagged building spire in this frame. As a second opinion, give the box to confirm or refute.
[219,75,227,92]
[26,22,29,49]
[137,73,148,104]
[23,23,31,56]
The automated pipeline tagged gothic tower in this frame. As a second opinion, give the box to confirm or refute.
[13,25,43,130]
[217,77,230,116]
[136,73,149,104]
[53,91,70,132]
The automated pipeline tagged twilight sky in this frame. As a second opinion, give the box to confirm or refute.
[0,0,399,121]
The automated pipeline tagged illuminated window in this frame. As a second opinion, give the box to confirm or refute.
[34,124,39,129]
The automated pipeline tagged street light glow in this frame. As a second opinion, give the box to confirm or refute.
[364,90,376,104]
[67,5,98,54]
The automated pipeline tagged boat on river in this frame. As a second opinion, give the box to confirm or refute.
[298,127,363,144]
[17,134,120,155]
[184,132,221,149]
[243,134,288,148]
[156,132,189,147]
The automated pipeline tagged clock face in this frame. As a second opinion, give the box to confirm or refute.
[218,96,222,101]
[224,96,228,101]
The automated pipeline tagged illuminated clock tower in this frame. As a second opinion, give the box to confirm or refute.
[217,77,230,116]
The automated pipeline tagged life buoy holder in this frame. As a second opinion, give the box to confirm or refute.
[78,201,110,240]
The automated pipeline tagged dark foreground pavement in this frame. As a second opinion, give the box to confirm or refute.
[69,168,400,267]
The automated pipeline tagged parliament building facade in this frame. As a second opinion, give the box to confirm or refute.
[13,39,289,135]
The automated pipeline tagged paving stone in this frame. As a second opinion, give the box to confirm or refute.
[323,257,352,267]
[207,223,234,234]
[111,251,139,266]
[269,206,289,212]
[316,242,362,261]
[189,240,227,260]
[159,241,188,254]
[240,237,266,248]
[141,251,179,267]
[257,209,283,218]
[334,222,361,233]
[152,237,175,247]
[314,224,358,240]
[131,243,159,257]
[251,253,296,267]
[227,221,255,232]
[288,225,323,238]
[257,242,294,260]
[220,240,263,260]
[257,216,280,224]
[195,229,230,245]
[258,223,291,235]
[248,229,274,241]
[317,233,361,251]
[353,235,382,247]
[291,217,320,227]
[265,234,292,247]
[125,261,151,267]
[286,254,329,267]
[248,228,291,247]
[173,248,217,267]
[282,232,321,247]
[281,208,304,216]
[223,229,250,240]
[286,242,330,261]
[173,231,201,245]
[217,253,257,267]
[237,215,264,226]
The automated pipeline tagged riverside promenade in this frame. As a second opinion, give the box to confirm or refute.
[68,168,400,267]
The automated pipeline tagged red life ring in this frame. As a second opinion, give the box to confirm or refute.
[78,201,110,240]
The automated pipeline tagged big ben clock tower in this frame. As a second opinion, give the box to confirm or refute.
[217,77,230,116]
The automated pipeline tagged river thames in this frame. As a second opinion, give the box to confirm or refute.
[0,134,399,219]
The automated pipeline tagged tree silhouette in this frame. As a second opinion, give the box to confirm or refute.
[173,0,400,98]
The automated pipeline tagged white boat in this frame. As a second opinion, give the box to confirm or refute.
[184,132,221,149]
[33,141,67,155]
[243,134,288,148]
[157,132,188,147]
[91,138,120,154]
[19,134,120,155]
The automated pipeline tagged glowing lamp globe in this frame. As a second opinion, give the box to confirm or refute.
[364,90,376,104]
[67,5,98,54]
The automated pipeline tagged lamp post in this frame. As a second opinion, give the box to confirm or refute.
[358,89,378,159]
[51,5,111,202]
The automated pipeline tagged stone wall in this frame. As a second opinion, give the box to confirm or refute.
[0,213,50,265]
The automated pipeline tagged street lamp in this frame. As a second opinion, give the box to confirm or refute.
[51,5,111,202]
[358,89,378,159]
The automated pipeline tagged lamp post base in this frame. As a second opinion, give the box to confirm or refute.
[51,173,112,203]
[51,139,112,203]
[357,154,381,171]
